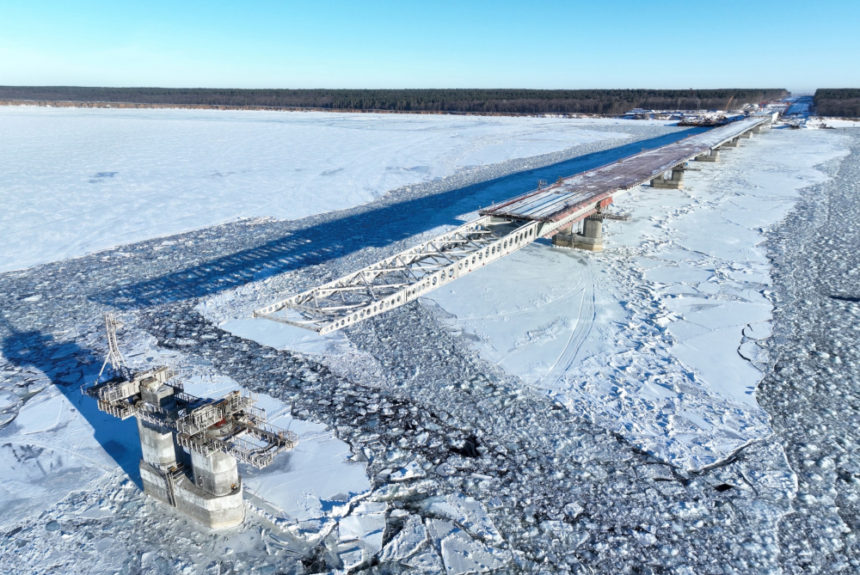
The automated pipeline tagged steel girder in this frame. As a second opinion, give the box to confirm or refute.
[255,216,545,333]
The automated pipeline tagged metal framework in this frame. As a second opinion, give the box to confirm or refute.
[89,372,296,467]
[96,312,129,382]
[255,116,772,334]
[174,391,292,467]
[86,315,296,468]
[255,217,544,333]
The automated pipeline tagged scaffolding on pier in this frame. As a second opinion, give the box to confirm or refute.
[85,314,296,468]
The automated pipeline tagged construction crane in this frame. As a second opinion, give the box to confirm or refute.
[96,312,129,382]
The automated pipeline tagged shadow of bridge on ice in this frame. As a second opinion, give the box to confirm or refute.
[95,128,703,310]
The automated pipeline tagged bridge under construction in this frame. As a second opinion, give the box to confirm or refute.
[255,116,772,334]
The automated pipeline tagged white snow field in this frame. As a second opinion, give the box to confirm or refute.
[0,105,641,273]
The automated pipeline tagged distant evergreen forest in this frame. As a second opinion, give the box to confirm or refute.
[0,87,788,115]
[814,89,860,117]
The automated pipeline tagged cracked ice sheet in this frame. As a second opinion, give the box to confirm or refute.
[0,385,122,527]
[0,328,151,529]
[212,315,386,391]
[426,128,849,470]
[203,317,516,572]
[426,518,511,574]
[219,316,352,357]
[0,106,638,273]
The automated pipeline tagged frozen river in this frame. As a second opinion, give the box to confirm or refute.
[0,107,857,574]
[0,106,645,273]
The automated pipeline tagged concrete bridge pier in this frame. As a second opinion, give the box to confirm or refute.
[696,149,720,162]
[173,450,245,529]
[191,450,240,497]
[573,216,604,252]
[650,166,685,189]
[137,419,181,505]
[138,420,179,468]
[552,216,604,251]
[551,221,576,248]
[723,137,740,148]
[740,131,752,139]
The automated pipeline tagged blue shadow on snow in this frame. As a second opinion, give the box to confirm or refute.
[1,327,143,486]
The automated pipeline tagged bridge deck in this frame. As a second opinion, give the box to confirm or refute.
[480,117,768,222]
[255,115,771,333]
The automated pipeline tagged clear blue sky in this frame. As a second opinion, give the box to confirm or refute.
[1,0,857,91]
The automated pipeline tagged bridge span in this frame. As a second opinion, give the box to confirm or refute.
[254,116,772,333]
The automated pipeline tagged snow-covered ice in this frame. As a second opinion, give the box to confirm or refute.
[425,127,849,470]
[815,117,860,128]
[2,105,857,574]
[0,105,643,273]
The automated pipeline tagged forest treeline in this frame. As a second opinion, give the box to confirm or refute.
[813,89,860,117]
[0,87,787,115]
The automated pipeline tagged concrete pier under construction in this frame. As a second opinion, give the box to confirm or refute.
[86,314,297,529]
[650,167,685,189]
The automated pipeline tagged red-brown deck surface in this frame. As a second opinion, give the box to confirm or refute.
[480,117,767,222]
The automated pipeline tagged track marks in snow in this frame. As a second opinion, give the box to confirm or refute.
[541,261,597,389]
